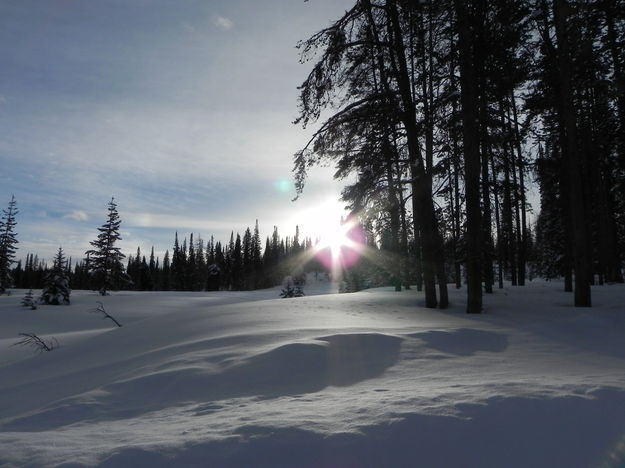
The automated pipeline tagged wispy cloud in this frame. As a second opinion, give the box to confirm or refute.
[64,210,89,221]
[2,0,355,261]
[126,212,247,232]
[213,15,234,30]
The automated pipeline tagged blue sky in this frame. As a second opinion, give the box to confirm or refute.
[0,0,355,263]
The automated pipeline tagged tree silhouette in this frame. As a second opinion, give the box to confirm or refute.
[0,195,18,294]
[85,198,128,295]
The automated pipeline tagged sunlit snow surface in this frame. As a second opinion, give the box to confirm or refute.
[1,279,625,467]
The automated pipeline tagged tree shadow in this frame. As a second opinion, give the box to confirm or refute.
[410,328,509,356]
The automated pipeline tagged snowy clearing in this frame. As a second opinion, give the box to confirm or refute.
[1,280,624,467]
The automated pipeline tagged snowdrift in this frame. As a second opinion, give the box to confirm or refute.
[1,281,624,467]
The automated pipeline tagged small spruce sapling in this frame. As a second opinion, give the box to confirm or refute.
[280,275,305,298]
[41,247,71,305]
[21,289,38,309]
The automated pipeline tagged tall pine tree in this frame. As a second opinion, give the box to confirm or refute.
[85,198,128,295]
[0,195,18,294]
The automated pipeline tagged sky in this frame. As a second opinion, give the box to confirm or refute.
[0,0,355,263]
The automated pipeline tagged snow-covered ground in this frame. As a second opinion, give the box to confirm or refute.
[1,279,624,468]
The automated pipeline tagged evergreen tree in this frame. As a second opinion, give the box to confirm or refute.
[181,237,189,290]
[224,232,235,290]
[71,259,90,290]
[195,236,207,291]
[12,259,23,289]
[206,236,215,266]
[85,198,128,295]
[252,220,263,289]
[171,233,181,290]
[242,227,252,289]
[148,246,157,290]
[127,247,142,290]
[41,247,71,305]
[213,241,225,290]
[21,289,37,309]
[187,233,197,290]
[0,195,18,294]
[161,249,171,290]
[232,233,243,290]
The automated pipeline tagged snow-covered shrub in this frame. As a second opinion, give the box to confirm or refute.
[280,275,304,298]
[21,289,38,309]
[40,247,71,305]
[41,272,71,305]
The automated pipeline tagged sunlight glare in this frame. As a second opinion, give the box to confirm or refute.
[317,219,355,257]
[284,197,365,280]
[314,217,365,276]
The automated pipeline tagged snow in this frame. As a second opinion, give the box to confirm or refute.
[1,280,624,467]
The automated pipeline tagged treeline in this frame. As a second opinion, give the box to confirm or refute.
[118,224,318,292]
[294,0,625,311]
[4,197,393,295]
[11,224,330,292]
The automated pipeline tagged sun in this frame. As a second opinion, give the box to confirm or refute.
[286,198,366,277]
[315,219,356,256]
[312,216,365,275]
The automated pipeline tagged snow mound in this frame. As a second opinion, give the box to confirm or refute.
[1,282,625,467]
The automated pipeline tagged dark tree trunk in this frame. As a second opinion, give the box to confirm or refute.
[448,13,463,290]
[454,0,483,313]
[502,129,517,286]
[553,0,592,306]
[386,156,402,292]
[474,0,493,294]
[510,91,528,285]
[603,3,625,178]
[585,84,624,284]
[480,136,494,293]
[499,101,517,286]
[386,0,447,308]
[507,108,523,286]
[398,187,412,289]
[490,151,505,289]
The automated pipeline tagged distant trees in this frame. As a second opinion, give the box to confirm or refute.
[0,195,18,294]
[9,211,379,294]
[85,198,128,295]
[110,220,329,293]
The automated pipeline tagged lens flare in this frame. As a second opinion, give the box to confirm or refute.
[273,179,292,193]
[313,219,365,276]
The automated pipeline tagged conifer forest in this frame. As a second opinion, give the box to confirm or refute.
[2,0,625,313]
